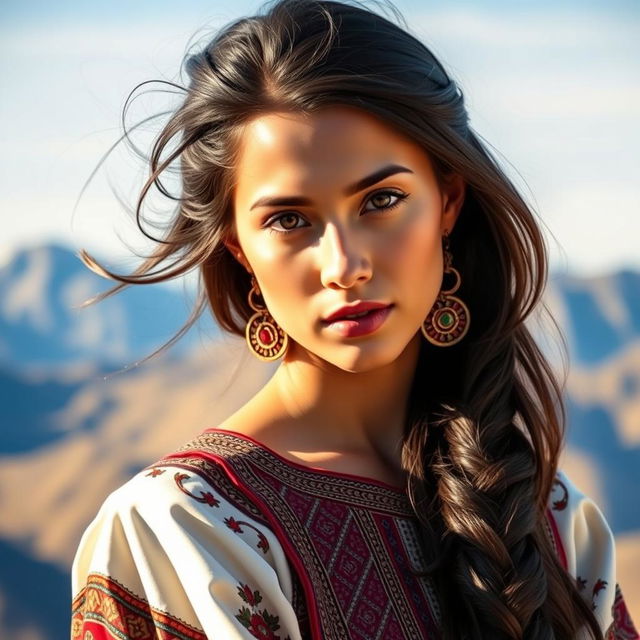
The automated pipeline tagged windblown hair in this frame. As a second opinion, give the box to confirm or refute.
[79,1,603,637]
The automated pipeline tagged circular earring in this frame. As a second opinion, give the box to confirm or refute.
[421,233,470,347]
[245,276,289,361]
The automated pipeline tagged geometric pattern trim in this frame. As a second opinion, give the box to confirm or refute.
[164,429,441,639]
[161,429,639,640]
[607,582,640,639]
[71,572,206,640]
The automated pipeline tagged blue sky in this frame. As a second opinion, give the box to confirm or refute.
[2,0,639,21]
[1,0,639,277]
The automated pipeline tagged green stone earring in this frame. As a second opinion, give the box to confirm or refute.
[421,233,470,347]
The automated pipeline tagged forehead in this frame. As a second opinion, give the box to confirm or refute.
[233,106,435,202]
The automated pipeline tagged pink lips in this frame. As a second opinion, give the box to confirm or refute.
[322,304,394,337]
[322,301,392,323]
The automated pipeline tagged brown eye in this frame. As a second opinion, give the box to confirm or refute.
[280,214,300,230]
[363,189,409,213]
[266,190,409,236]
[266,212,308,235]
[371,193,393,208]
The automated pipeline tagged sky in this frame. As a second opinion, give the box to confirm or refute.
[1,0,639,280]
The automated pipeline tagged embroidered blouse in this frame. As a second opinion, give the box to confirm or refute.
[70,428,638,639]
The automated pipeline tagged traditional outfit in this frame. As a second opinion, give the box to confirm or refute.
[71,428,638,639]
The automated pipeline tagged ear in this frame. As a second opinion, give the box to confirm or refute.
[223,234,253,274]
[439,172,465,235]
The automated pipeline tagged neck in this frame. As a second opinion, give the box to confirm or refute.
[262,332,422,462]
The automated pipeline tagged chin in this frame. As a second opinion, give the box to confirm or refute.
[324,342,408,374]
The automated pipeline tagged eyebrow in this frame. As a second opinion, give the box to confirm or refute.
[249,164,414,211]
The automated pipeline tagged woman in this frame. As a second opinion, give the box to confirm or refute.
[70,1,638,638]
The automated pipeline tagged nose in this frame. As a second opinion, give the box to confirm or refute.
[319,223,372,289]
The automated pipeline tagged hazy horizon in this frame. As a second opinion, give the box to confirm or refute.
[2,0,639,277]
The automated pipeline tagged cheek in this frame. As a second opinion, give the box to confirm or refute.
[248,250,309,320]
[386,212,443,305]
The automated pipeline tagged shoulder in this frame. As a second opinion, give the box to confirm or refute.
[72,457,292,597]
[547,469,615,576]
[546,469,620,635]
[71,458,304,639]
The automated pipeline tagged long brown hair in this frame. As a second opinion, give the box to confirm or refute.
[78,1,602,637]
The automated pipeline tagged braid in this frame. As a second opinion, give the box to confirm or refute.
[403,324,603,640]
[436,405,549,636]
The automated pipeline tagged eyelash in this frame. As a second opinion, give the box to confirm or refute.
[264,189,410,236]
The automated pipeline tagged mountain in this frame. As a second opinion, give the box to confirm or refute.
[551,271,640,364]
[0,243,219,372]
[1,243,639,639]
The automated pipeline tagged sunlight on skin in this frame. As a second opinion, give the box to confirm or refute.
[222,105,465,473]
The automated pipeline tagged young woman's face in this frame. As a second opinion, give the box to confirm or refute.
[227,105,464,373]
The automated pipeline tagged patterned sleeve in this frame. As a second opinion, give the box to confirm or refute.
[70,464,304,640]
[547,469,639,639]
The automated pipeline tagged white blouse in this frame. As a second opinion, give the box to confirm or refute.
[70,429,637,639]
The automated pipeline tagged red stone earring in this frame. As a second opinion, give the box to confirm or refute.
[421,233,470,347]
[245,276,289,361]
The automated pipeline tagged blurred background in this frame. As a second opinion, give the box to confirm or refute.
[1,0,639,638]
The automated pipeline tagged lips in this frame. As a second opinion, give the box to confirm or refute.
[322,305,394,338]
[322,301,393,323]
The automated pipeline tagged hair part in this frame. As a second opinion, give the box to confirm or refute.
[78,1,603,637]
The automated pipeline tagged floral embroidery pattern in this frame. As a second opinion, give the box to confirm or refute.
[576,575,609,611]
[174,472,220,507]
[225,516,270,553]
[551,477,568,510]
[235,582,291,640]
[155,435,640,640]
[592,578,609,610]
[146,468,166,477]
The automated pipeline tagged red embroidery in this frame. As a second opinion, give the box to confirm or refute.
[145,468,165,477]
[160,436,639,640]
[235,582,291,640]
[610,583,639,639]
[71,572,205,639]
[545,507,568,570]
[174,472,220,507]
[593,578,608,600]
[574,576,609,611]
[551,478,568,510]
[225,516,270,553]
[165,431,442,639]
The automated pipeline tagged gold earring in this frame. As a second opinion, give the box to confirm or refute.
[421,233,470,347]
[245,276,289,361]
